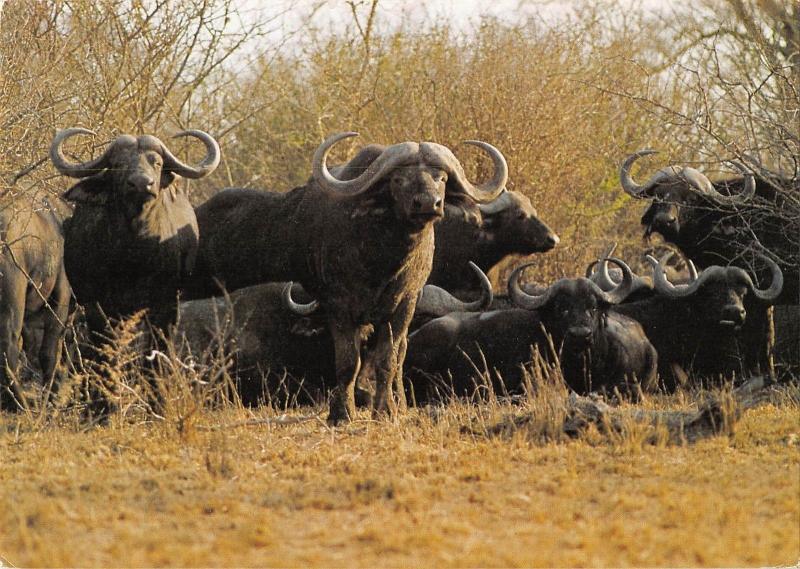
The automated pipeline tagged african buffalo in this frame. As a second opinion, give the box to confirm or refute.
[330,145,559,293]
[610,254,783,390]
[0,196,71,410]
[191,132,507,423]
[405,258,656,403]
[620,150,798,304]
[428,190,559,291]
[50,128,220,329]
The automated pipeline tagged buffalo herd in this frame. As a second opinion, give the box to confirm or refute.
[0,129,795,423]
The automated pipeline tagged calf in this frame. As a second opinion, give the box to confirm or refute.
[0,196,70,410]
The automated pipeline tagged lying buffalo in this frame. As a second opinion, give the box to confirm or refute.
[0,195,71,410]
[405,258,656,403]
[611,254,783,390]
[191,133,507,423]
[51,128,220,329]
[176,265,492,406]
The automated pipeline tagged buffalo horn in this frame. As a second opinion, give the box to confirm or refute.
[740,255,784,302]
[282,282,319,315]
[50,128,116,178]
[312,132,418,197]
[646,255,725,298]
[588,257,636,304]
[508,262,556,310]
[416,262,493,316]
[477,188,513,216]
[161,129,221,179]
[619,149,660,198]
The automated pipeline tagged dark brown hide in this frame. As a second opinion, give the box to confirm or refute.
[53,129,219,328]
[191,134,507,423]
[428,191,559,292]
[406,263,656,403]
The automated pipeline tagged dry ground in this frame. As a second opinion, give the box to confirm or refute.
[1,388,798,568]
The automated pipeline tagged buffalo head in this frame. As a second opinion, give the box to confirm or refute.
[312,132,508,231]
[620,150,755,241]
[645,253,783,328]
[477,189,559,253]
[509,257,635,348]
[51,127,220,214]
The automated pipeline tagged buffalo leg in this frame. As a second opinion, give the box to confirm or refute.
[371,301,414,419]
[328,321,361,425]
[0,277,26,411]
[38,269,71,399]
[392,334,408,411]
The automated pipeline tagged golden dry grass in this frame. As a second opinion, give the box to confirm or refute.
[1,391,798,568]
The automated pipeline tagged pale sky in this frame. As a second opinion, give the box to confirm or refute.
[231,0,674,63]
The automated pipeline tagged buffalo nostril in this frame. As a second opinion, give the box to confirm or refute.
[434,198,443,210]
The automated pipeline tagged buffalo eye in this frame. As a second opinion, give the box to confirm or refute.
[517,212,526,220]
[146,153,162,167]
[435,171,447,184]
[391,175,410,188]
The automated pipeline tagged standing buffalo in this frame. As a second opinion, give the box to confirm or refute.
[405,258,656,403]
[0,195,71,410]
[611,254,783,390]
[428,189,559,292]
[191,133,507,423]
[620,150,798,304]
[329,145,559,293]
[50,128,220,329]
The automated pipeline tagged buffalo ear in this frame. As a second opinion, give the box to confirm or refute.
[61,174,109,205]
[160,170,177,189]
[446,194,482,226]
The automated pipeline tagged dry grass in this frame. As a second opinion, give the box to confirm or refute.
[0,2,797,566]
[1,367,798,567]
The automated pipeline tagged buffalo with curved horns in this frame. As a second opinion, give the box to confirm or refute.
[620,150,797,305]
[0,196,71,410]
[50,128,220,329]
[330,144,559,294]
[190,133,507,423]
[610,253,783,390]
[405,258,657,403]
[429,189,559,293]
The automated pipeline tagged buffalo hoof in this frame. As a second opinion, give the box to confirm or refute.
[327,392,355,426]
[0,383,27,413]
[0,392,22,413]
